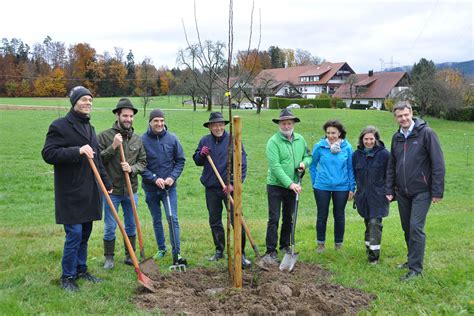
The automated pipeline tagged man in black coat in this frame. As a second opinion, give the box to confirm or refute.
[386,102,445,281]
[42,86,112,292]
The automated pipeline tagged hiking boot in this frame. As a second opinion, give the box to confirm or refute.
[369,259,379,265]
[76,272,103,283]
[261,251,279,265]
[153,249,167,260]
[400,270,422,281]
[208,250,224,261]
[61,276,79,292]
[316,243,325,253]
[397,262,409,269]
[174,254,188,266]
[281,246,291,254]
[242,254,251,269]
[335,243,343,251]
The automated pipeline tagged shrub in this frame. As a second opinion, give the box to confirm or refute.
[384,98,395,112]
[445,106,474,121]
[336,101,347,109]
[268,97,330,109]
[350,103,369,110]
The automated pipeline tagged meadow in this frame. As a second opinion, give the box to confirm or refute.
[0,96,473,314]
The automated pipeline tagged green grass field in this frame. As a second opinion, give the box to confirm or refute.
[0,97,473,314]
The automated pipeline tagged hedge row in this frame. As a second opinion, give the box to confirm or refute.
[445,106,474,121]
[268,97,331,109]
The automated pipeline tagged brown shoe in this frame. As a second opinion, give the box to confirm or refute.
[316,244,325,253]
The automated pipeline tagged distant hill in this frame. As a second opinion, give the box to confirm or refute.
[387,60,474,79]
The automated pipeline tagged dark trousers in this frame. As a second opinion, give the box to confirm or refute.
[397,191,431,273]
[62,222,93,278]
[205,187,246,253]
[364,218,383,261]
[313,189,349,244]
[265,185,296,253]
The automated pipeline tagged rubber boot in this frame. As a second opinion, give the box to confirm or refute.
[103,239,115,269]
[124,235,136,266]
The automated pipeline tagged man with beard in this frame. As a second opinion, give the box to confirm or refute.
[42,86,112,291]
[262,108,312,265]
[97,98,147,269]
[141,109,187,266]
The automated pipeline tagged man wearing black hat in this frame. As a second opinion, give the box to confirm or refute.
[192,112,251,268]
[262,108,312,265]
[141,109,187,266]
[97,98,147,269]
[42,86,112,291]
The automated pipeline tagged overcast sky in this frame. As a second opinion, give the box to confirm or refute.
[2,0,472,72]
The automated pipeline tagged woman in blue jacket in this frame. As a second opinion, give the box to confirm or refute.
[352,126,389,264]
[310,120,355,252]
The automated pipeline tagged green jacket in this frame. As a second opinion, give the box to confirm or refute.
[266,131,312,188]
[98,123,147,195]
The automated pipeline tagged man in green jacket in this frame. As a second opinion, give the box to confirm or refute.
[97,98,147,269]
[262,108,312,265]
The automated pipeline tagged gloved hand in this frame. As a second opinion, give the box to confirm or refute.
[200,146,210,157]
[223,184,234,195]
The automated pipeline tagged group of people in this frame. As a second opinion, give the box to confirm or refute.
[260,104,445,283]
[42,86,445,292]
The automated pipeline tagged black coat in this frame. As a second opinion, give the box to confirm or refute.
[352,143,390,219]
[386,118,445,198]
[42,110,111,225]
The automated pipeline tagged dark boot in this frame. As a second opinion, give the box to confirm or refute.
[61,276,79,292]
[124,235,136,266]
[103,239,115,269]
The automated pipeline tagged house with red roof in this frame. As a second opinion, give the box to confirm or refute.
[333,71,409,109]
[254,62,355,99]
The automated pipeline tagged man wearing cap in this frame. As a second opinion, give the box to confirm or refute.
[262,108,312,265]
[141,109,187,266]
[192,112,251,268]
[42,86,112,291]
[97,98,147,269]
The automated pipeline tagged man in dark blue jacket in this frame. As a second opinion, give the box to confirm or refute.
[141,109,187,266]
[386,102,445,281]
[193,112,251,268]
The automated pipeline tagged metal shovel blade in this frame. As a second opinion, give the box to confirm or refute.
[279,252,299,272]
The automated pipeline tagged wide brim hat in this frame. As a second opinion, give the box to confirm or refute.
[203,112,230,127]
[272,108,301,123]
[112,98,138,114]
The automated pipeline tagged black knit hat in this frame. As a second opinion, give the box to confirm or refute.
[69,86,92,106]
[149,109,165,122]
[112,98,138,114]
[272,108,301,124]
[203,112,229,127]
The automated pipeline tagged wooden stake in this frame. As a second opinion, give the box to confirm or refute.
[233,116,242,288]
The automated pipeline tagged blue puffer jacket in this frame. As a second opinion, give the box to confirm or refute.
[352,143,390,219]
[310,138,355,192]
[141,127,185,191]
[193,131,247,188]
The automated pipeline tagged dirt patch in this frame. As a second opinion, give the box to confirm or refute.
[133,262,374,315]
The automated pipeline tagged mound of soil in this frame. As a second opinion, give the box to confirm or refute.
[133,262,374,315]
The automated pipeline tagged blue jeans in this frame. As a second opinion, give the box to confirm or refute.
[103,193,137,241]
[313,189,349,244]
[144,186,181,255]
[62,222,92,278]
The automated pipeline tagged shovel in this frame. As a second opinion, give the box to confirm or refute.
[206,155,260,258]
[164,187,186,272]
[280,168,304,272]
[119,144,146,260]
[87,157,158,292]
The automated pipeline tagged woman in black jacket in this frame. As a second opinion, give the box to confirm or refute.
[352,126,390,264]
